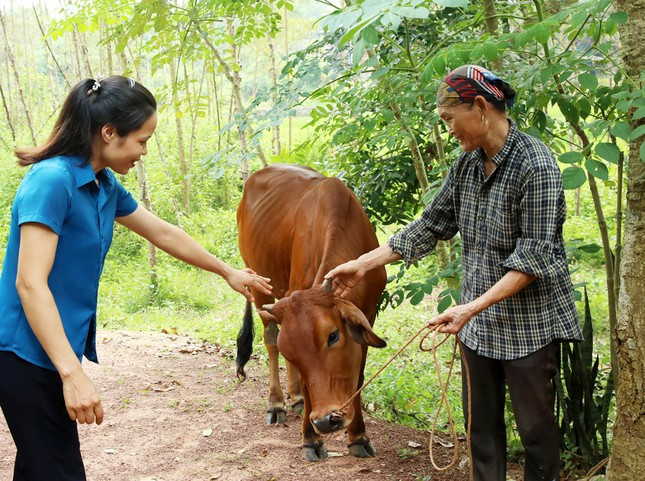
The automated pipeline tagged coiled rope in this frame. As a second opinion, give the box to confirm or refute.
[337,323,473,480]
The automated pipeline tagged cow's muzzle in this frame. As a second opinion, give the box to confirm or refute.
[312,411,344,434]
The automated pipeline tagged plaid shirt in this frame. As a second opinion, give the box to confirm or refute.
[389,121,583,360]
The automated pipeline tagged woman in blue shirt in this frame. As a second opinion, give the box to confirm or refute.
[0,76,272,481]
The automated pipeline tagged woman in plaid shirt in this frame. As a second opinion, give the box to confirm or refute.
[326,65,583,481]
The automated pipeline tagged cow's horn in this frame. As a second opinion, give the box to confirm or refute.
[322,278,333,292]
[262,303,274,313]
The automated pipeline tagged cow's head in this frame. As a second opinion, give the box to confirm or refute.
[261,286,386,435]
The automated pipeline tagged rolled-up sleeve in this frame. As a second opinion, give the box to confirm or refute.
[502,166,566,279]
[388,168,458,267]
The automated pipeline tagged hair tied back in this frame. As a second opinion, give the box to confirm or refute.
[87,76,103,97]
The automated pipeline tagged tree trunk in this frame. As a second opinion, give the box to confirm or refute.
[169,59,190,213]
[482,0,502,71]
[267,33,281,156]
[195,21,268,177]
[0,81,16,142]
[0,12,37,145]
[284,3,292,152]
[135,160,158,289]
[608,1,645,479]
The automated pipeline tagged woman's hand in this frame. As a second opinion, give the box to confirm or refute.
[225,267,272,302]
[61,367,104,425]
[427,303,477,334]
[325,260,366,298]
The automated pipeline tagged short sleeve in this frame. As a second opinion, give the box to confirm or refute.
[16,165,73,235]
[114,179,138,217]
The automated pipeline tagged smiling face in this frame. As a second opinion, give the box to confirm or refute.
[438,101,487,152]
[91,112,157,175]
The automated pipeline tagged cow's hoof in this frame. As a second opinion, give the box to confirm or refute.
[302,444,328,462]
[348,440,376,458]
[266,408,286,425]
[291,399,304,415]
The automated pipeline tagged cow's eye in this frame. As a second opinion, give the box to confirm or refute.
[328,330,340,347]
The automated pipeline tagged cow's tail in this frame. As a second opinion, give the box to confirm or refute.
[235,300,254,381]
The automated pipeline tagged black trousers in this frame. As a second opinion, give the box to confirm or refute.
[0,351,86,481]
[461,342,559,481]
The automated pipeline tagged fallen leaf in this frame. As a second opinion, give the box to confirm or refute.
[327,451,344,457]
[433,436,454,448]
[407,441,422,448]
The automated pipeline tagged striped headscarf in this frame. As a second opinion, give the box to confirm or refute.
[436,65,515,109]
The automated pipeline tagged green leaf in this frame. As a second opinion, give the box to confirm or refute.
[578,73,598,91]
[578,243,601,253]
[482,42,498,61]
[630,124,645,141]
[559,99,579,125]
[370,67,390,80]
[432,0,468,7]
[610,121,632,141]
[410,290,425,306]
[595,143,620,164]
[558,152,584,164]
[352,38,365,66]
[421,62,434,83]
[340,16,377,46]
[640,141,645,162]
[585,158,609,180]
[432,55,446,75]
[633,107,645,121]
[362,24,379,45]
[532,24,550,44]
[561,166,587,189]
[437,295,452,313]
[609,11,629,24]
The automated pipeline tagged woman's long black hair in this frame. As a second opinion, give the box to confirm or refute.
[15,75,157,166]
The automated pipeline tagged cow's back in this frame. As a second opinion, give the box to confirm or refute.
[237,164,385,311]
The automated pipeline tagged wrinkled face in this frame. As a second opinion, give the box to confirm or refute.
[98,113,157,175]
[438,102,486,152]
[267,288,385,434]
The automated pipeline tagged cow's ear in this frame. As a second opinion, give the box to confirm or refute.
[259,305,280,324]
[335,299,386,348]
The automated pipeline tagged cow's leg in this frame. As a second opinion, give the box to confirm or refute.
[347,351,376,458]
[259,310,286,425]
[300,384,327,462]
[285,361,304,414]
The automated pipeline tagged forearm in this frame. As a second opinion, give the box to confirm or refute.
[17,285,82,378]
[150,222,234,278]
[469,269,536,315]
[355,244,402,272]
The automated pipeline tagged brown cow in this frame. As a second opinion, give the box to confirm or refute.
[235,164,387,461]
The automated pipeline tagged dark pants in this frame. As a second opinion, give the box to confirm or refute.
[461,342,559,481]
[0,351,86,481]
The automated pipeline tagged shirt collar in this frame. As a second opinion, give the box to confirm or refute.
[471,118,518,167]
[68,156,113,189]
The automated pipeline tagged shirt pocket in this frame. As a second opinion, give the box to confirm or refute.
[488,206,519,252]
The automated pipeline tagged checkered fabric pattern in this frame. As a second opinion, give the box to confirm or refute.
[388,121,583,360]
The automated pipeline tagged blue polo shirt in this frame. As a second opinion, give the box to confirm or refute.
[0,155,138,371]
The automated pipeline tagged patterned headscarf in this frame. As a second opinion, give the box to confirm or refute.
[436,65,515,109]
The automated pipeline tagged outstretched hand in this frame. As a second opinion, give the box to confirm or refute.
[324,260,366,298]
[226,267,272,302]
[426,303,477,334]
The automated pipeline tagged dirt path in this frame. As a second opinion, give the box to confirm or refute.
[0,330,518,481]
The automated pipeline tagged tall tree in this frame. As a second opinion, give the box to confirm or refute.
[609,1,645,479]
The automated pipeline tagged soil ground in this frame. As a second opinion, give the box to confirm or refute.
[0,330,524,481]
